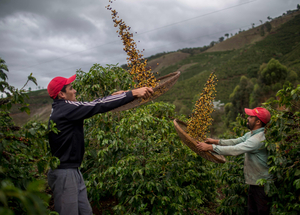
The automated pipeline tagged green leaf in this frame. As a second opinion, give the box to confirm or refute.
[50,156,60,169]
[6,102,12,110]
[264,183,270,194]
[293,179,300,190]
[0,190,8,207]
[28,128,36,135]
[196,197,203,204]
[151,196,155,205]
[27,180,45,192]
[37,160,46,174]
[19,106,30,115]
[178,195,183,203]
[0,208,14,215]
[28,73,38,86]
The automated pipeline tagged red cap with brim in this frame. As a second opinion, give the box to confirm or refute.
[47,74,76,99]
[244,107,271,124]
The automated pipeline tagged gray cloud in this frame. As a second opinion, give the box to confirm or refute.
[0,0,299,90]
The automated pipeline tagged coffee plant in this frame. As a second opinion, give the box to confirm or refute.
[0,58,59,215]
[261,84,300,214]
[74,65,219,214]
[215,115,250,215]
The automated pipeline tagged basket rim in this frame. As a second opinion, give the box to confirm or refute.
[111,71,181,112]
[153,70,180,90]
[173,118,226,163]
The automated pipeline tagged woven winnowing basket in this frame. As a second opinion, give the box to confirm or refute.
[173,119,226,164]
[111,71,181,112]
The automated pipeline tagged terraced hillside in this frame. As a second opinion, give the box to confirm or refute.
[154,11,300,114]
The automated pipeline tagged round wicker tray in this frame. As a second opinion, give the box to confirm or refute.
[111,71,181,112]
[173,119,226,164]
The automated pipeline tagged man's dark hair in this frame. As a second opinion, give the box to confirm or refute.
[54,85,68,100]
[255,116,266,127]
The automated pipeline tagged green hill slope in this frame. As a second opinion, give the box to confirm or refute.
[10,89,52,126]
[154,12,300,114]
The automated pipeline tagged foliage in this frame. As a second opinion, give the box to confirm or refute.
[226,58,294,128]
[259,84,300,214]
[0,58,59,215]
[178,46,210,55]
[225,76,253,126]
[82,102,218,214]
[260,25,265,36]
[230,76,253,114]
[215,114,249,215]
[74,65,218,214]
[249,83,263,108]
[246,64,260,78]
[216,155,248,215]
[224,102,235,127]
[0,58,37,115]
[259,58,288,86]
[286,70,298,84]
[74,64,134,100]
[265,21,272,33]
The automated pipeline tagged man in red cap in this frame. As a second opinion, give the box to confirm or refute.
[46,74,153,215]
[197,107,271,215]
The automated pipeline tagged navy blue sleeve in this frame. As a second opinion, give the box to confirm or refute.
[61,91,134,121]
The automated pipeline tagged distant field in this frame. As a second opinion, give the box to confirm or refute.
[10,90,52,126]
[206,10,300,53]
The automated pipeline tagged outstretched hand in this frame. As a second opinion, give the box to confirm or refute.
[196,142,213,152]
[204,138,219,145]
[132,87,154,99]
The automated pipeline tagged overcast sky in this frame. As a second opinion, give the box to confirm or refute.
[0,0,298,90]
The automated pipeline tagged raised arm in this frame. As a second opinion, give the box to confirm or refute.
[112,87,154,99]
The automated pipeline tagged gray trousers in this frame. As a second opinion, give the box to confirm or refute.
[47,168,93,215]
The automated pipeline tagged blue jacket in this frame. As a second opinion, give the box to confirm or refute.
[48,91,134,169]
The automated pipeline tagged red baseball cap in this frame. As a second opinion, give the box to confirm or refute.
[244,107,271,124]
[47,74,76,99]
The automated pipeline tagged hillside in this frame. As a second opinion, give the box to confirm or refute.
[206,10,300,52]
[10,90,52,126]
[10,10,300,126]
[154,11,300,114]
